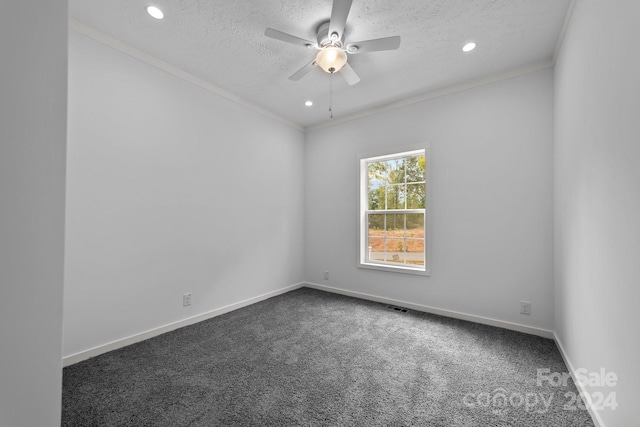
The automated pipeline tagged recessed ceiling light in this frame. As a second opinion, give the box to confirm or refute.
[147,6,164,20]
[304,100,313,107]
[462,42,476,52]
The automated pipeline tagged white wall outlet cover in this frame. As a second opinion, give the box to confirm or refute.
[183,293,192,307]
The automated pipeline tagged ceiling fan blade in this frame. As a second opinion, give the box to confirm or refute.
[265,28,316,48]
[340,62,360,86]
[289,60,317,81]
[346,36,401,54]
[328,0,353,41]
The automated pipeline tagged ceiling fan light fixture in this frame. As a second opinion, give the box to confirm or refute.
[264,0,400,86]
[315,46,347,73]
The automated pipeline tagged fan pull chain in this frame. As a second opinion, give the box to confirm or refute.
[329,74,334,119]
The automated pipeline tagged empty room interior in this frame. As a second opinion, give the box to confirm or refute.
[1,0,639,426]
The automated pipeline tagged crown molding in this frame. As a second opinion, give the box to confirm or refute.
[69,18,562,135]
[305,58,553,132]
[68,19,304,133]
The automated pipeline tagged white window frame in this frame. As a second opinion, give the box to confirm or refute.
[357,144,431,276]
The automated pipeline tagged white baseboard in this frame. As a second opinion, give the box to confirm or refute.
[303,282,555,339]
[553,333,606,427]
[62,282,305,367]
[64,281,555,367]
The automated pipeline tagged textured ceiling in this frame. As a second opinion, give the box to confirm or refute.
[69,0,572,129]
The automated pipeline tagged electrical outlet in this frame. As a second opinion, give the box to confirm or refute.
[520,301,531,315]
[183,293,192,307]
[323,271,329,280]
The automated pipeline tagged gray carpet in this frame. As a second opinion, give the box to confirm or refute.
[62,288,594,426]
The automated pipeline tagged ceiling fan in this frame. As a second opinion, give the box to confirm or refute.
[264,0,401,86]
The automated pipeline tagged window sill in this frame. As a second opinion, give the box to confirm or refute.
[358,262,431,277]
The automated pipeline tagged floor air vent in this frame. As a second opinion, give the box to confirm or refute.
[386,305,408,313]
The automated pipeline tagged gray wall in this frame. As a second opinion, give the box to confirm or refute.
[0,1,67,425]
[304,69,555,332]
[63,31,305,358]
[554,1,640,426]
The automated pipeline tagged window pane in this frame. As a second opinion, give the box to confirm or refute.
[385,213,404,233]
[405,155,425,183]
[368,214,386,262]
[368,213,385,232]
[369,158,404,182]
[368,159,405,188]
[406,213,424,237]
[385,238,405,263]
[368,160,390,183]
[367,162,384,210]
[368,186,385,210]
[367,237,385,262]
[406,213,425,266]
[388,159,405,184]
[385,184,405,210]
[406,183,425,209]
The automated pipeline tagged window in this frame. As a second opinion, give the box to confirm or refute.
[358,147,430,275]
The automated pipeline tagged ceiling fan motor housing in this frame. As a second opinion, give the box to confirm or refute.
[316,21,343,48]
